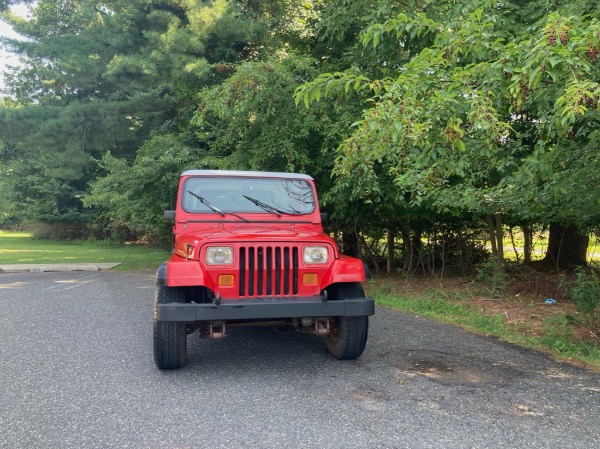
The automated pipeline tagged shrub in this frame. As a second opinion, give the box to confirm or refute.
[475,259,508,298]
[566,269,600,342]
[28,222,91,241]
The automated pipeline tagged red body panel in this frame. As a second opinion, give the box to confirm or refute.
[321,256,367,286]
[166,256,215,289]
[166,172,366,298]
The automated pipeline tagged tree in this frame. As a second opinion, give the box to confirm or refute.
[0,1,191,227]
[83,1,332,241]
[296,0,600,268]
[0,1,19,13]
[0,0,289,235]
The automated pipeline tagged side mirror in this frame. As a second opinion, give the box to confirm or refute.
[320,212,328,223]
[164,210,176,220]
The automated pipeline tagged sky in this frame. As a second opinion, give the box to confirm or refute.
[0,3,30,89]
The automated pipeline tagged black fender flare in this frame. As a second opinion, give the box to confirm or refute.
[156,263,168,286]
[363,262,372,281]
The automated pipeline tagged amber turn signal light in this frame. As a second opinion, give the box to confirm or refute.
[218,274,235,286]
[302,273,318,285]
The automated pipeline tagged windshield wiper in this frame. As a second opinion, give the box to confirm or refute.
[187,191,249,222]
[188,191,224,216]
[243,195,282,217]
[226,211,249,222]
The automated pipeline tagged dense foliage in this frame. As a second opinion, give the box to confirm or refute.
[297,0,600,268]
[1,0,598,271]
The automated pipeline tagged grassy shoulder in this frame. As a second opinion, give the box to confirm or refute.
[0,231,171,271]
[366,275,600,371]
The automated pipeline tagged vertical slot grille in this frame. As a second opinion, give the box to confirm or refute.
[275,247,281,295]
[239,247,246,297]
[293,247,299,293]
[257,247,264,296]
[238,245,299,297]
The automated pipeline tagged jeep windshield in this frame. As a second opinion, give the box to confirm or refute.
[182,177,316,215]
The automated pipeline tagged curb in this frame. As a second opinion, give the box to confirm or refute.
[0,263,122,273]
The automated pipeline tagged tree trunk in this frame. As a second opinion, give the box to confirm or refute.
[544,224,588,268]
[401,228,422,274]
[486,215,497,256]
[495,214,504,264]
[386,228,395,275]
[342,230,359,258]
[523,223,532,265]
[485,214,504,265]
[402,229,412,272]
[358,233,379,275]
[509,226,521,263]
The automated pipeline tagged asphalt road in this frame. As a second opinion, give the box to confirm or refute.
[0,271,599,449]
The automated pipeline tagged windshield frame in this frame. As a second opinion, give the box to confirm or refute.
[181,176,317,216]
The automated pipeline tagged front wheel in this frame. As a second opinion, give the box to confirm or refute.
[153,286,188,370]
[326,283,369,360]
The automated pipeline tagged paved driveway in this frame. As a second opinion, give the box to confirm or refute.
[0,271,598,449]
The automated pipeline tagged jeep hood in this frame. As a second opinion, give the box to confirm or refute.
[173,227,337,261]
[179,227,328,242]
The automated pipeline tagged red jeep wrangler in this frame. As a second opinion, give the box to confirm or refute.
[153,170,374,369]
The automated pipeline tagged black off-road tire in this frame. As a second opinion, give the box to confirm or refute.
[326,283,369,360]
[153,286,188,370]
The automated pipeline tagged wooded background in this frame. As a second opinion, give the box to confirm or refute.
[1,0,599,274]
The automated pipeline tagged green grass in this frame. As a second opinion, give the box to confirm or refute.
[0,231,171,270]
[370,284,600,371]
